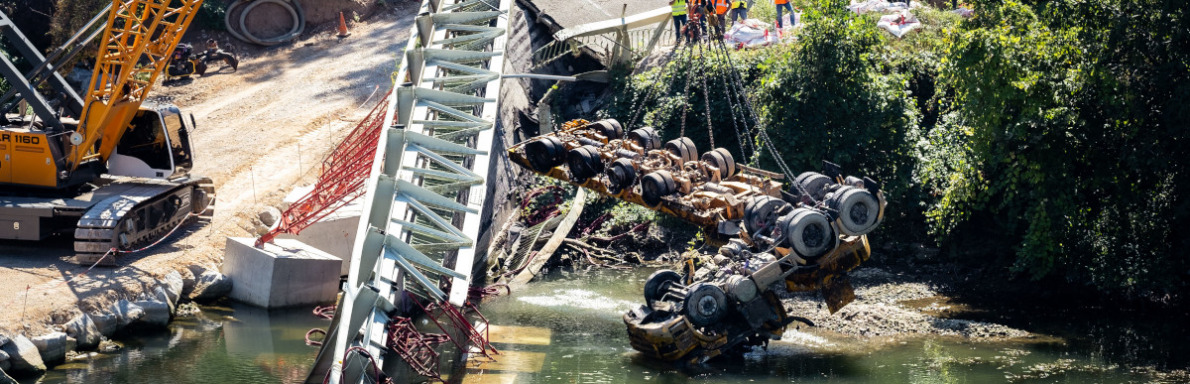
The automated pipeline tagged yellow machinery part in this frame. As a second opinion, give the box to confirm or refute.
[70,0,204,171]
[1,130,57,187]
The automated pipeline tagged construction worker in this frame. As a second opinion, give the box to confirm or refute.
[712,0,730,35]
[669,0,688,43]
[729,0,748,26]
[773,0,793,29]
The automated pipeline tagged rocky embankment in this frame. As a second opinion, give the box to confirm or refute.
[0,265,231,379]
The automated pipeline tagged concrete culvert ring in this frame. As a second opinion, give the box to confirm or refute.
[228,0,306,46]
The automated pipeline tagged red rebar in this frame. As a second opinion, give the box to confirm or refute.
[406,293,500,361]
[386,316,444,381]
[521,185,565,226]
[257,90,394,247]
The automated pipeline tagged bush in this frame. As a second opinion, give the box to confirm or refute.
[919,0,1190,298]
[751,0,918,213]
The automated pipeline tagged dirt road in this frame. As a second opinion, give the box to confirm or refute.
[0,3,415,336]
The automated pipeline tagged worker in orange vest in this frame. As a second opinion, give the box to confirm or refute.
[712,0,730,35]
[774,0,793,29]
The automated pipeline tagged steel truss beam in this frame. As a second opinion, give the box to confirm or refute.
[323,0,510,380]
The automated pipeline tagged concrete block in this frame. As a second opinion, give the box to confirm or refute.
[276,197,361,276]
[222,237,342,308]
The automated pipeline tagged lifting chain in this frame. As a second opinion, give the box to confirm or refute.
[695,42,716,149]
[627,40,686,130]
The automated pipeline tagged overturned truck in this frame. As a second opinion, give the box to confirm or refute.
[509,118,887,363]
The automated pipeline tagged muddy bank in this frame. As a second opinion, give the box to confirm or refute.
[780,266,1029,342]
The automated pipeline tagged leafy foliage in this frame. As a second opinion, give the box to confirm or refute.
[751,0,917,216]
[611,0,1189,300]
[920,0,1190,297]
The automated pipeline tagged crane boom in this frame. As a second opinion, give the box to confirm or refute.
[72,0,204,171]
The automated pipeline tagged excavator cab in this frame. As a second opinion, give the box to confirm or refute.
[108,105,194,179]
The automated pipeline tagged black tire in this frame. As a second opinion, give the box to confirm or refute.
[780,208,835,258]
[644,269,682,308]
[680,138,698,163]
[525,137,566,172]
[684,283,728,328]
[665,138,698,163]
[195,61,208,76]
[606,158,637,194]
[714,148,736,178]
[641,170,676,207]
[743,195,790,235]
[828,186,880,236]
[567,145,604,182]
[701,148,736,179]
[796,172,832,201]
[627,127,661,150]
[589,119,623,140]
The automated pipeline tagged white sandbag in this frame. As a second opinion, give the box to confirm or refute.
[848,0,891,14]
[878,10,921,38]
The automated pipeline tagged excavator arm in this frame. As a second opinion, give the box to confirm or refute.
[71,0,204,172]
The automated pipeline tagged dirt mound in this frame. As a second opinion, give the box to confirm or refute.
[297,0,377,26]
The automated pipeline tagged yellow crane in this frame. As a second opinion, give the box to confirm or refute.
[1,0,213,265]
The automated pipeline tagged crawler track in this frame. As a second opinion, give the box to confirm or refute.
[73,177,214,265]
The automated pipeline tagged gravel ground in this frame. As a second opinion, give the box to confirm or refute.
[0,2,414,336]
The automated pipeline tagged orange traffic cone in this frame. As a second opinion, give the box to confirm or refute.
[337,12,351,38]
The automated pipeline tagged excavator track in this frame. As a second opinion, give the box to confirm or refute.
[72,177,215,266]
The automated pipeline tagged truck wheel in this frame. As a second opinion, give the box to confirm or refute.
[664,138,698,163]
[828,186,880,236]
[606,158,637,194]
[780,207,834,258]
[684,283,727,327]
[641,170,676,207]
[701,148,736,179]
[589,119,623,140]
[796,172,832,201]
[627,127,661,150]
[525,137,565,172]
[644,269,682,308]
[567,145,604,182]
[743,195,790,236]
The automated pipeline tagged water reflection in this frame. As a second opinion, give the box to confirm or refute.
[23,267,1188,384]
[470,268,1185,383]
[30,302,329,384]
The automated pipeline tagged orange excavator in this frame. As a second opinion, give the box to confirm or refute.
[0,0,213,264]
